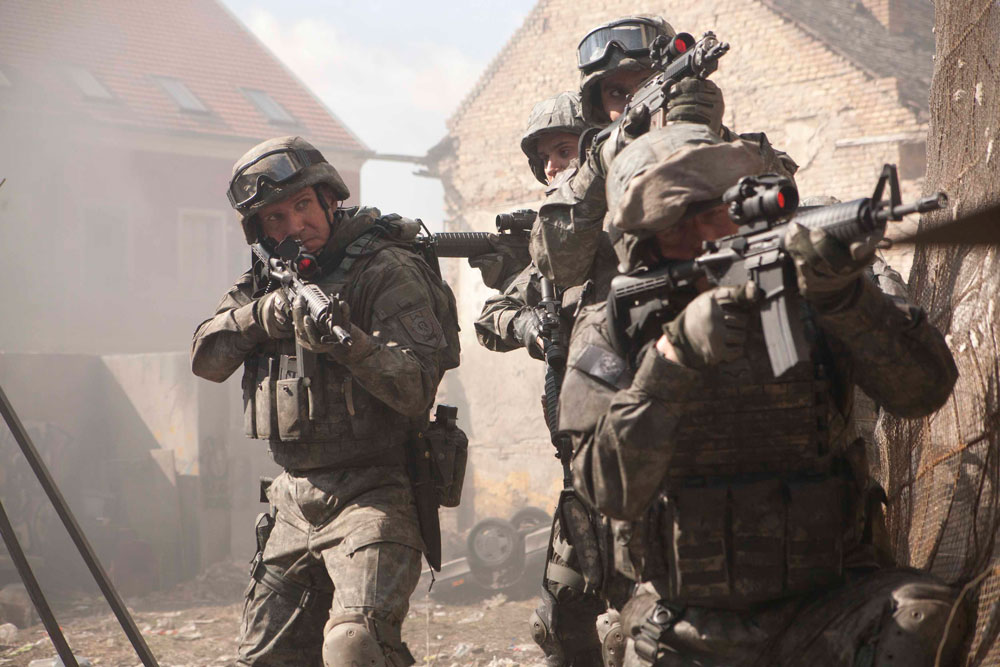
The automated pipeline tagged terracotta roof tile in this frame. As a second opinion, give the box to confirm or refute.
[0,0,369,154]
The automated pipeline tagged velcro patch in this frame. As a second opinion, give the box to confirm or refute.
[398,306,445,350]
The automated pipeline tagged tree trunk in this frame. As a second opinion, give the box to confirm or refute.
[877,2,1000,664]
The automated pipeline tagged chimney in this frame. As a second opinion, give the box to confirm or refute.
[856,0,934,38]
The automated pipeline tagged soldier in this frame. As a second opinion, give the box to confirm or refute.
[191,136,460,667]
[475,92,624,667]
[531,15,794,290]
[559,124,967,665]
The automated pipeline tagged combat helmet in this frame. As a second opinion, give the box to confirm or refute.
[520,91,590,184]
[577,15,675,125]
[228,136,351,243]
[605,123,766,270]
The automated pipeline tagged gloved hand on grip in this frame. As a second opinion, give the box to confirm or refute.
[664,78,725,135]
[659,282,759,367]
[255,291,294,339]
[292,294,365,362]
[512,306,546,360]
[784,222,879,312]
[468,233,530,289]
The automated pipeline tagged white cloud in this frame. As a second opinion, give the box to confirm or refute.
[245,8,482,154]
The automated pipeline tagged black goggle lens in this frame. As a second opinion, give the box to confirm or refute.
[577,21,663,70]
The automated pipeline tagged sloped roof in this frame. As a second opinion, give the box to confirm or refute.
[759,0,933,112]
[0,0,369,153]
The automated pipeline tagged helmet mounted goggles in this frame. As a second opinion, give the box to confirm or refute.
[577,17,665,72]
[227,146,326,210]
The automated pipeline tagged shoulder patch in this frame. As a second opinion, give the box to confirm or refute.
[571,343,632,390]
[399,305,446,349]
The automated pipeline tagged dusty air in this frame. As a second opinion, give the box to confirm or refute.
[1,1,999,666]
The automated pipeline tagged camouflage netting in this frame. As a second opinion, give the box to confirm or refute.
[876,2,1000,664]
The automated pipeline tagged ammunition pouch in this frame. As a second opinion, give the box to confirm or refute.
[646,474,847,608]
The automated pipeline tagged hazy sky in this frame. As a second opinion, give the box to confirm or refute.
[220,1,537,230]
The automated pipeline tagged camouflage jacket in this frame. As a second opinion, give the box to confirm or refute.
[561,271,956,522]
[191,207,460,471]
[530,129,798,289]
[475,232,619,353]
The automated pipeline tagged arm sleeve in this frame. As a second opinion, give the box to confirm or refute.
[816,277,958,418]
[191,272,269,383]
[341,256,455,417]
[474,264,539,352]
[558,311,700,519]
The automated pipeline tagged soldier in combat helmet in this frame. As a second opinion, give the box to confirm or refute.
[191,136,460,666]
[475,91,627,667]
[531,15,795,291]
[559,123,968,665]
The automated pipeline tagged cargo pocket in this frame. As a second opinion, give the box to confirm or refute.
[730,479,786,602]
[669,486,730,603]
[276,377,311,441]
[786,476,845,594]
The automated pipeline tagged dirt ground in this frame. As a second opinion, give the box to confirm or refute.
[0,561,547,667]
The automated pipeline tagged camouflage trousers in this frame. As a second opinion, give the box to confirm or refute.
[620,568,969,667]
[236,466,424,666]
[533,492,633,667]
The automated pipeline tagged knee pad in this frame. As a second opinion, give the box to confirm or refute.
[323,620,386,667]
[530,589,566,662]
[874,582,969,667]
[596,610,625,667]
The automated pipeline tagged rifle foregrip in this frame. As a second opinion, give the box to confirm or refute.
[432,232,496,258]
[791,200,877,244]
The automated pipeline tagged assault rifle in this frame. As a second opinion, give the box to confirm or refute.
[419,208,535,258]
[607,164,948,377]
[539,277,573,487]
[589,31,730,149]
[251,237,353,355]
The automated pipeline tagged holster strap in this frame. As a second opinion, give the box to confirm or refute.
[545,561,587,593]
[250,555,332,610]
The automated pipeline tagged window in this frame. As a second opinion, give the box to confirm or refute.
[153,76,209,113]
[243,88,296,124]
[68,67,113,100]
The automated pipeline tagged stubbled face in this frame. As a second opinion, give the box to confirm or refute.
[655,204,739,260]
[536,131,579,183]
[256,186,330,253]
[599,68,654,121]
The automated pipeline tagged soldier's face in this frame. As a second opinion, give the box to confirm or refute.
[256,187,330,253]
[655,204,739,260]
[600,68,654,121]
[536,131,579,183]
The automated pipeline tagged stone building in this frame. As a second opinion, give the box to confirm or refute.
[429,0,935,519]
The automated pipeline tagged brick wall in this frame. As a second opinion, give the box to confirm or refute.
[433,0,933,521]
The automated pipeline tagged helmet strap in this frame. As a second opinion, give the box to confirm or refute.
[313,184,335,229]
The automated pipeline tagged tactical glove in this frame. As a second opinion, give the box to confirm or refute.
[784,222,879,312]
[664,78,725,135]
[468,233,531,290]
[662,282,759,367]
[292,294,369,363]
[255,291,294,339]
[511,306,546,360]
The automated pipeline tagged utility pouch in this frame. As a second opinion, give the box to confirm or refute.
[276,377,311,440]
[424,404,468,508]
[253,357,278,440]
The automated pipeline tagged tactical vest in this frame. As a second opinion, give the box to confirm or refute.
[241,231,409,471]
[638,314,858,609]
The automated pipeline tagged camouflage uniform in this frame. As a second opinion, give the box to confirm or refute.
[475,93,627,667]
[530,16,796,290]
[192,137,460,666]
[559,125,966,666]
